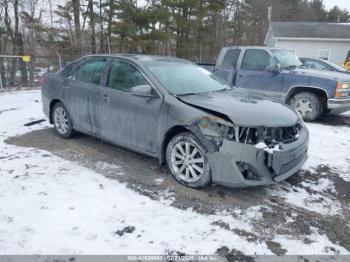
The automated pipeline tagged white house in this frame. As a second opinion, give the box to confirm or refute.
[264,22,350,65]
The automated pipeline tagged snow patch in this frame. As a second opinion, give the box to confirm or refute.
[274,227,349,255]
[304,123,350,182]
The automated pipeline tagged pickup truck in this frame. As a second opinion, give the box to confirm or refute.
[211,46,350,121]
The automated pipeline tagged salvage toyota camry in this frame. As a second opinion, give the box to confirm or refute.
[41,54,309,188]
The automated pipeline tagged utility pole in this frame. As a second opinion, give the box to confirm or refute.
[268,6,272,22]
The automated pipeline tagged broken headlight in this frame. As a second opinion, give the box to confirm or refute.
[198,116,234,140]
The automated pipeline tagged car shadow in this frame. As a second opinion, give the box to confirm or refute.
[315,113,350,126]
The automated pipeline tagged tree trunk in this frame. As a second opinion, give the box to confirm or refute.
[99,0,104,52]
[4,0,13,38]
[72,0,81,51]
[0,39,5,88]
[88,0,96,54]
[196,0,204,60]
[1,0,10,88]
[18,33,28,87]
[9,0,19,87]
[28,58,35,88]
[106,0,115,53]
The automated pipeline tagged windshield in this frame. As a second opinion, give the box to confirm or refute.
[145,62,230,95]
[271,49,302,68]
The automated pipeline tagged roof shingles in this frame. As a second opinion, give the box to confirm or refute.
[270,22,350,39]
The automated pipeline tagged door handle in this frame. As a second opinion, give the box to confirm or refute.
[103,94,110,102]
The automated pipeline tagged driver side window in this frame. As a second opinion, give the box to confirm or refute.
[107,60,149,92]
[241,49,275,71]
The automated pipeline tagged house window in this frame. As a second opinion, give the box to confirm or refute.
[318,49,330,61]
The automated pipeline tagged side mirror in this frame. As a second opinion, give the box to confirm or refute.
[130,84,154,97]
[266,64,281,73]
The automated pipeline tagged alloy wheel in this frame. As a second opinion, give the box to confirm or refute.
[54,106,69,135]
[170,141,205,183]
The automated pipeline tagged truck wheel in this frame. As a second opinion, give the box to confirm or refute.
[166,132,211,188]
[290,92,323,121]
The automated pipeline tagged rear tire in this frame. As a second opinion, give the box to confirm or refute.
[166,132,211,188]
[289,92,323,121]
[52,102,74,138]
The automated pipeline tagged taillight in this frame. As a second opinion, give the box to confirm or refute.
[39,77,46,88]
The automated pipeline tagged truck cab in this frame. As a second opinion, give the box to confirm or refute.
[213,46,350,121]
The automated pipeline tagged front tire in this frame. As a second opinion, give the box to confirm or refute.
[289,92,323,121]
[52,102,74,138]
[166,132,211,188]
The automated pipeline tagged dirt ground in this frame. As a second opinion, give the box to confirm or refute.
[5,113,350,257]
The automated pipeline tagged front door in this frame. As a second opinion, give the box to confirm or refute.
[97,59,162,155]
[235,49,284,100]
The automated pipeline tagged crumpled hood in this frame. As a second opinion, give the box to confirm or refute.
[293,67,350,82]
[179,90,298,127]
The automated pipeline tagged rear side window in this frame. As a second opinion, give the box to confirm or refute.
[222,49,241,68]
[241,49,274,71]
[75,59,107,85]
[107,60,149,92]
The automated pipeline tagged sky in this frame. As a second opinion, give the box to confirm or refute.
[323,0,350,11]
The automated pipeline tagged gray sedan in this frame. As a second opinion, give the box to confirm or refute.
[300,57,350,74]
[41,54,309,188]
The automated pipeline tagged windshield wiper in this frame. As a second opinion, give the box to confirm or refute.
[175,92,199,97]
[284,65,303,70]
[176,87,233,96]
[283,65,297,69]
[207,87,230,94]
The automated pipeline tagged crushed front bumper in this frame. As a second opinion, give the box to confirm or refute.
[207,127,309,187]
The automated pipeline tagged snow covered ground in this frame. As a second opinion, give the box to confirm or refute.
[0,90,349,255]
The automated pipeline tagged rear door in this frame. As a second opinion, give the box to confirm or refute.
[63,58,107,134]
[235,49,284,99]
[97,59,162,154]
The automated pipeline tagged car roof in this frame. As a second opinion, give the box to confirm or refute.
[300,57,323,61]
[223,46,282,50]
[79,54,190,64]
[300,57,333,64]
[222,46,294,54]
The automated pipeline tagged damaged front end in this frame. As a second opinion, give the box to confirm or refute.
[193,115,309,187]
